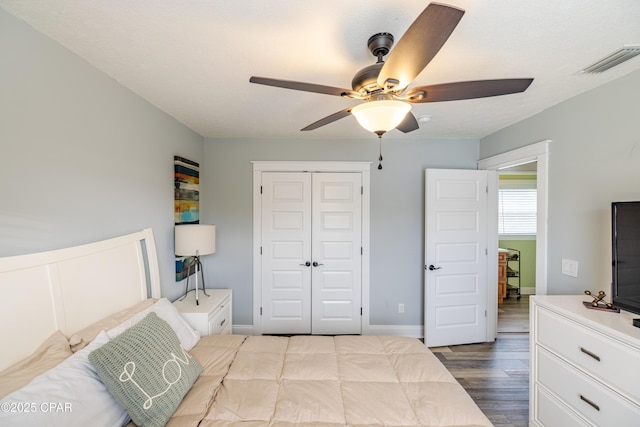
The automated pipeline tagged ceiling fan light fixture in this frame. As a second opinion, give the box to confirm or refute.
[351,100,411,134]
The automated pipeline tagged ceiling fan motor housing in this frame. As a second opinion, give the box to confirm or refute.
[352,33,395,94]
[351,62,384,94]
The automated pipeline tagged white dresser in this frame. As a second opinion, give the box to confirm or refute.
[530,295,640,426]
[172,289,232,336]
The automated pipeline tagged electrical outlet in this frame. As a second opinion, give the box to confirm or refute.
[398,303,404,314]
[562,258,579,277]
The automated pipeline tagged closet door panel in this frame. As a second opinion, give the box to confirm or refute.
[311,173,362,335]
[261,173,312,334]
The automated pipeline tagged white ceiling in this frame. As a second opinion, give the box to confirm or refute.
[3,0,640,140]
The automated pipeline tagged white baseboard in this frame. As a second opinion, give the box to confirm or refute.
[521,287,536,295]
[232,324,424,339]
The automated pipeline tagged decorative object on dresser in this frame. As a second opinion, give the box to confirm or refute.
[583,289,619,312]
[530,295,640,426]
[174,224,216,305]
[172,289,232,336]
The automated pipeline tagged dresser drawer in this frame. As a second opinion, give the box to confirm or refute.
[535,306,640,401]
[534,384,590,427]
[208,297,231,335]
[536,346,640,426]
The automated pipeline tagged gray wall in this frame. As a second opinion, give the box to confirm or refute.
[201,137,479,326]
[481,69,640,295]
[0,7,203,298]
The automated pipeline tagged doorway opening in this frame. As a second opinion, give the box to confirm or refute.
[478,139,550,335]
[497,161,536,333]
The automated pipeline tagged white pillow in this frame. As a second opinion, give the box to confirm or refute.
[0,331,129,427]
[106,297,200,350]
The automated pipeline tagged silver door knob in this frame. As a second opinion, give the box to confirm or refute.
[299,261,311,267]
[312,261,324,267]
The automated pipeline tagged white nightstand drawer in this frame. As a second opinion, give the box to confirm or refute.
[208,297,231,335]
[536,306,640,401]
[172,289,232,336]
[536,346,640,427]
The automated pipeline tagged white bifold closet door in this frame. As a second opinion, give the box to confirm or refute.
[260,172,362,335]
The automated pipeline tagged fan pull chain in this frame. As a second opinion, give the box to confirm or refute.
[378,133,383,170]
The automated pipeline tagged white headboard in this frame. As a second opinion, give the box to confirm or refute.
[0,228,161,371]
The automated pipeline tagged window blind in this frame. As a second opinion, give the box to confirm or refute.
[498,188,537,235]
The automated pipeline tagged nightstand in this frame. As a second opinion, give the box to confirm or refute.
[172,289,232,336]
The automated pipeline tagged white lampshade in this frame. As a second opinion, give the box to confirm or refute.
[351,100,411,134]
[175,224,216,256]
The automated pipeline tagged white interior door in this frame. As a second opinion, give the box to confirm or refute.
[425,169,490,347]
[260,171,362,335]
[311,173,362,335]
[261,172,312,334]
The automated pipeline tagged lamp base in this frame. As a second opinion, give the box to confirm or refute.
[179,256,210,305]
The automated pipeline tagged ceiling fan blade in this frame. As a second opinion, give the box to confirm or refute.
[250,76,357,97]
[301,107,353,131]
[377,3,465,91]
[406,78,534,103]
[396,112,419,133]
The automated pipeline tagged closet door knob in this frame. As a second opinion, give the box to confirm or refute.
[299,261,311,267]
[312,261,324,267]
[428,264,442,271]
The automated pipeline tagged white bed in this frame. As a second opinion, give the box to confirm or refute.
[0,229,493,427]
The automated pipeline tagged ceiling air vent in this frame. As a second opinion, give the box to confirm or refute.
[580,46,640,74]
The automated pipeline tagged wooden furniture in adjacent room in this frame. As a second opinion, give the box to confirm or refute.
[530,295,640,426]
[172,289,232,336]
[498,249,508,304]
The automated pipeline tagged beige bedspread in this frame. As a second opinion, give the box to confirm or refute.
[165,334,493,427]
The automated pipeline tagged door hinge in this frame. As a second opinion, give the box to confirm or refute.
[485,310,487,317]
[486,185,489,193]
[260,185,263,194]
[260,246,263,255]
[361,246,363,255]
[361,186,363,195]
[360,307,363,316]
[260,307,263,315]
[485,248,488,255]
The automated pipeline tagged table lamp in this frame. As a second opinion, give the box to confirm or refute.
[175,224,216,305]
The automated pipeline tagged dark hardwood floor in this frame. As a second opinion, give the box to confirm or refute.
[431,295,530,427]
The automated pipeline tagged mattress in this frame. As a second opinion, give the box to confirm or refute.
[165,334,493,427]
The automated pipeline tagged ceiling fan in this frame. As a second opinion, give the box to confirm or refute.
[249,2,533,166]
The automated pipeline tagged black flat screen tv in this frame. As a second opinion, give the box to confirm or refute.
[612,201,640,315]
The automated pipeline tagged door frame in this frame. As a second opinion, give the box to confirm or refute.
[252,161,371,335]
[477,140,550,296]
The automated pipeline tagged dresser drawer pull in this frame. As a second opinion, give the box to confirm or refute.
[579,394,600,411]
[580,347,601,361]
[220,318,226,327]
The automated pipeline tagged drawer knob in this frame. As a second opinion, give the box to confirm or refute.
[579,394,600,411]
[580,347,601,362]
[220,318,226,326]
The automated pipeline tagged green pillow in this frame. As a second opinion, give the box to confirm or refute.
[89,312,202,427]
